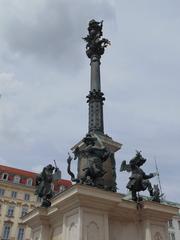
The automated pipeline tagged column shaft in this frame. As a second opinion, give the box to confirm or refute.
[87,55,105,133]
[90,55,101,91]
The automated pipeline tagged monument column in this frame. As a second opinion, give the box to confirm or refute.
[87,58,105,133]
[69,19,122,191]
[84,20,122,190]
[22,20,178,240]
[90,55,101,91]
[84,20,107,134]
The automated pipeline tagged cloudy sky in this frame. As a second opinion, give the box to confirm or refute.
[0,0,179,202]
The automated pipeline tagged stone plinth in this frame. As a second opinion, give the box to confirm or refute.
[71,134,122,191]
[23,185,178,240]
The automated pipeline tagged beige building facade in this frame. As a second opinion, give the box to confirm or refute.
[0,179,36,240]
[0,164,71,240]
[167,207,180,240]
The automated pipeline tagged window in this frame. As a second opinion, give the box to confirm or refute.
[59,185,65,192]
[169,233,171,240]
[169,232,176,240]
[59,185,66,192]
[168,219,173,228]
[26,178,33,186]
[7,205,15,217]
[11,191,17,199]
[21,206,28,217]
[2,173,9,181]
[0,188,5,196]
[178,221,180,230]
[13,175,20,184]
[2,223,11,240]
[24,193,30,201]
[170,232,176,240]
[17,227,25,240]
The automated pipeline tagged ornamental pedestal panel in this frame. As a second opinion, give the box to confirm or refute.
[22,185,178,240]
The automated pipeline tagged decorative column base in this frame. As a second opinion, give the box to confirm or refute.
[23,185,178,240]
[71,133,122,191]
[22,207,51,240]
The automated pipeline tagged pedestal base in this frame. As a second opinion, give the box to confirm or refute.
[71,133,122,191]
[23,185,178,240]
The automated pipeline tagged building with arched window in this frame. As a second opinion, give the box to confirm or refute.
[26,178,33,186]
[13,175,21,184]
[1,172,9,181]
[0,164,72,240]
[166,201,180,240]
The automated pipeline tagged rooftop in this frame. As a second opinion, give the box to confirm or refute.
[0,164,37,178]
[0,164,72,188]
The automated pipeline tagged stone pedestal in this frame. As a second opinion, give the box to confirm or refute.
[23,185,178,240]
[72,134,122,191]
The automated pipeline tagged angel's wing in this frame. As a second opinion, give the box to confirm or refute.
[120,160,131,172]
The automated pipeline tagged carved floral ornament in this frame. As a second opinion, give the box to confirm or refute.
[154,232,163,240]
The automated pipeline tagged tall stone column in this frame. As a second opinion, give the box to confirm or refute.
[90,55,101,92]
[83,20,122,190]
[87,54,105,133]
[69,19,122,191]
[83,20,108,134]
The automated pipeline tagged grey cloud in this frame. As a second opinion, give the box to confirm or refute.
[0,1,179,201]
[0,0,116,71]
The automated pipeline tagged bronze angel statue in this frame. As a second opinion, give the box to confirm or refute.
[120,151,157,202]
[35,162,61,207]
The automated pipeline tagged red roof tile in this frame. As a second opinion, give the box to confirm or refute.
[0,164,72,188]
[0,164,37,178]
